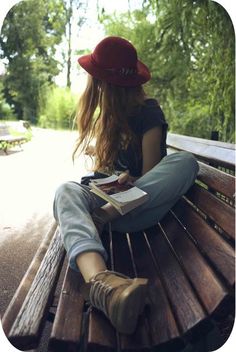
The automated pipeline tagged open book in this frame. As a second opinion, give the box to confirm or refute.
[89,174,149,215]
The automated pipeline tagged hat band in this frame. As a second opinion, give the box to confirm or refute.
[91,54,138,78]
[106,67,138,77]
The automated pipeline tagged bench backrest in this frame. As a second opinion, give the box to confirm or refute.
[167,133,235,171]
[0,125,11,136]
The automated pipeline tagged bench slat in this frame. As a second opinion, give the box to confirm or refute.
[86,230,117,351]
[197,162,235,200]
[168,133,235,150]
[88,308,117,352]
[145,225,206,335]
[49,265,85,352]
[113,232,151,351]
[167,133,235,169]
[186,184,235,239]
[128,231,183,350]
[8,229,65,350]
[2,222,57,337]
[112,231,135,278]
[159,212,228,315]
[87,230,151,351]
[172,199,235,288]
[0,136,26,142]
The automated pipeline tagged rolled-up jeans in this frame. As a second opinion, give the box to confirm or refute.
[53,152,199,272]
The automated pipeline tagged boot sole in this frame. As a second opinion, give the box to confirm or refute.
[111,278,148,334]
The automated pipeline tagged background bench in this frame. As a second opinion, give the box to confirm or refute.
[0,123,27,154]
[2,133,235,352]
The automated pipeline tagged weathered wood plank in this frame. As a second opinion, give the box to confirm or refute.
[49,265,85,352]
[197,162,235,200]
[2,221,57,337]
[87,308,117,352]
[172,199,235,288]
[167,133,235,169]
[185,184,235,239]
[8,229,65,350]
[145,224,206,335]
[159,212,228,314]
[167,133,235,150]
[113,232,151,352]
[128,231,183,351]
[87,229,117,352]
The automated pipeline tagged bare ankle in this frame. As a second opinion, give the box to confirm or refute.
[76,252,107,282]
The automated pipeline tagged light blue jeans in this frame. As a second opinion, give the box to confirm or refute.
[53,152,199,272]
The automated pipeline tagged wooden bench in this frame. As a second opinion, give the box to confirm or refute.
[0,124,27,154]
[2,134,235,352]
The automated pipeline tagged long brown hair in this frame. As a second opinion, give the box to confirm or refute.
[73,75,146,172]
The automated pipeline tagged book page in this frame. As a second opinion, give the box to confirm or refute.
[94,179,133,196]
[110,187,147,203]
[91,174,119,186]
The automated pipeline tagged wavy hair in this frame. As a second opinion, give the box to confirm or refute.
[73,75,146,172]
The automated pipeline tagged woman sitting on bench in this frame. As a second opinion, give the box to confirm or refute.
[53,36,199,335]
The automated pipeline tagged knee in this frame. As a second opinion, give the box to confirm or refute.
[53,182,82,220]
[55,181,76,199]
[54,182,85,207]
[178,151,199,177]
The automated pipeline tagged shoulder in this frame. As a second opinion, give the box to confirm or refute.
[142,98,163,115]
[140,98,168,134]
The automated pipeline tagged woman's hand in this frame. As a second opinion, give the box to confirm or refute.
[118,170,137,185]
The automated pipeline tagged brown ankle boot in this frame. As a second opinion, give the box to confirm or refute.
[85,270,148,334]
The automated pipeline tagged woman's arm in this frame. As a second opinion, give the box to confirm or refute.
[141,126,162,175]
[118,126,162,184]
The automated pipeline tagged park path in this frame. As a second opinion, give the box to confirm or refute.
[0,127,87,315]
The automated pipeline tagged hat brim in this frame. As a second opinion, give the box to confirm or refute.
[78,54,151,87]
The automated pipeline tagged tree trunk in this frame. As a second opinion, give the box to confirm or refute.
[66,0,72,88]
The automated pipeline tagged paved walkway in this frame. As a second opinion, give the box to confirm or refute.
[0,128,87,316]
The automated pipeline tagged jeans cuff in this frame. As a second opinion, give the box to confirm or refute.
[68,240,108,272]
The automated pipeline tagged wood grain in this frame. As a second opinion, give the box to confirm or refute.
[172,198,235,288]
[8,229,65,350]
[167,133,235,169]
[87,230,118,352]
[2,221,57,337]
[113,232,151,351]
[128,231,183,350]
[49,266,85,352]
[197,162,235,200]
[145,225,206,335]
[160,212,228,314]
[185,184,235,239]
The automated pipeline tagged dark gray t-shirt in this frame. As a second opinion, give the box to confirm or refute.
[114,98,168,177]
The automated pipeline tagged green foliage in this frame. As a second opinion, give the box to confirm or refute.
[0,0,67,123]
[0,79,16,120]
[100,0,235,142]
[38,86,77,129]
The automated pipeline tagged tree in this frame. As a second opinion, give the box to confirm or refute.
[99,0,235,142]
[65,0,87,88]
[0,76,15,119]
[38,86,76,129]
[0,0,67,123]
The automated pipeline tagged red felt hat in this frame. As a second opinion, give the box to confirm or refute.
[78,36,151,87]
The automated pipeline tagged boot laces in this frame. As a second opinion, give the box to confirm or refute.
[89,270,129,317]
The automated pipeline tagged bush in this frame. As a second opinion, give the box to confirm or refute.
[38,86,77,129]
[0,85,16,120]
